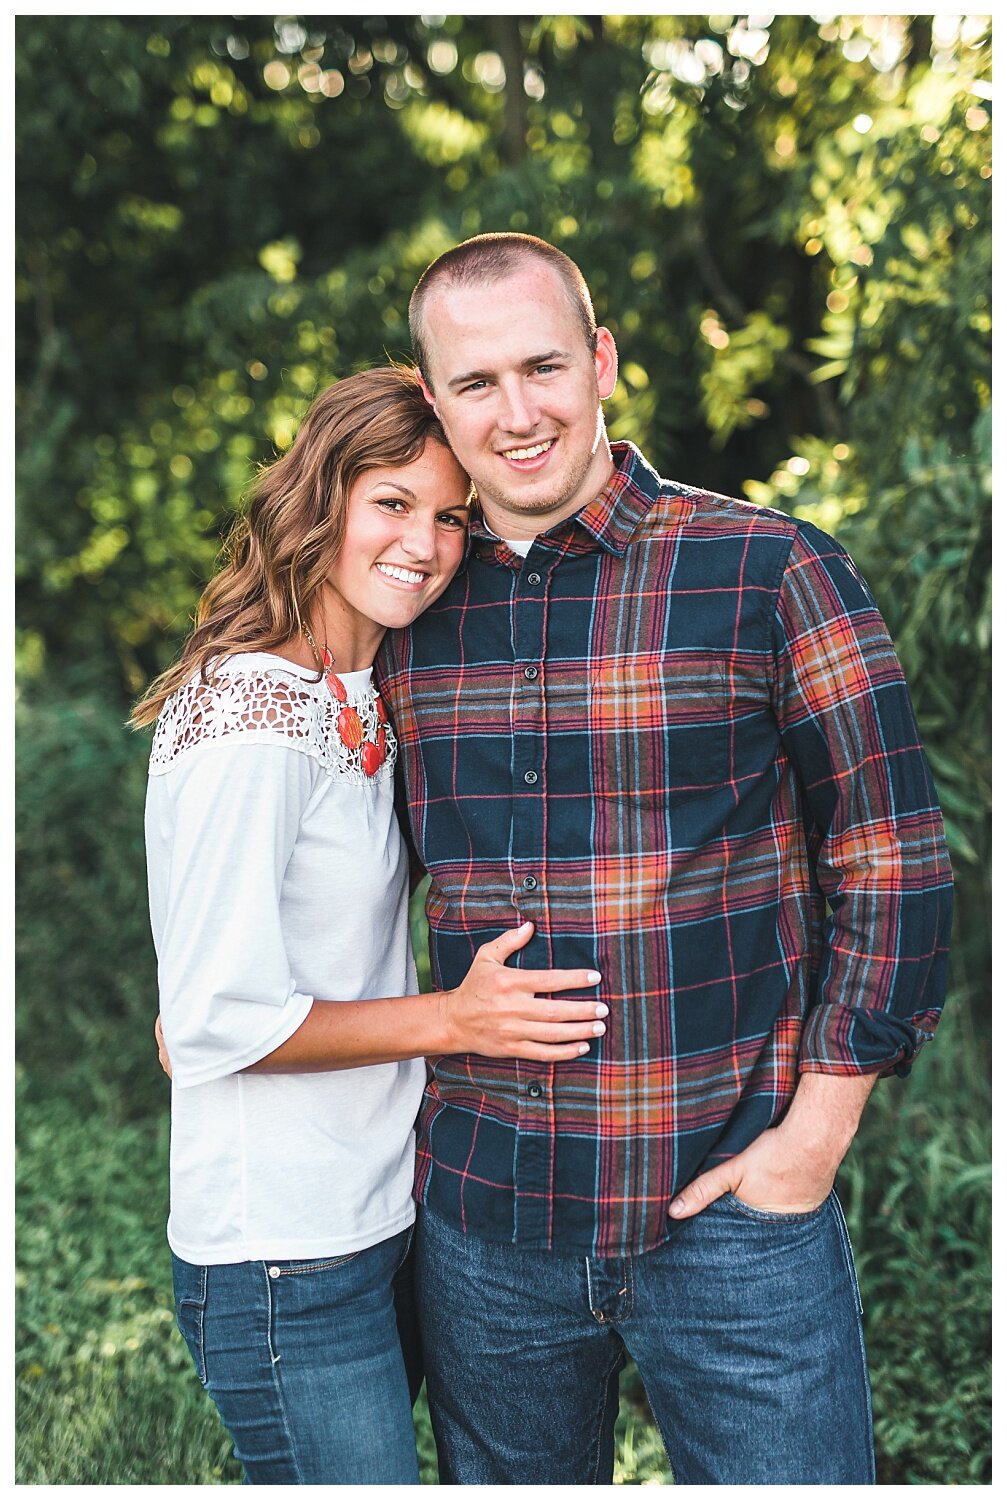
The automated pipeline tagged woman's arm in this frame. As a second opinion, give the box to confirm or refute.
[150,739,319,1088]
[156,922,606,1079]
[243,921,606,1073]
[150,719,605,1084]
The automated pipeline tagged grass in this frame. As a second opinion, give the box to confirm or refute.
[15,698,989,1482]
[15,834,989,1489]
[16,1003,989,1485]
[14,1070,674,1484]
[11,1062,678,1482]
[839,1008,992,1485]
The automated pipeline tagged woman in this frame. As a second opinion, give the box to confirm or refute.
[132,366,607,1485]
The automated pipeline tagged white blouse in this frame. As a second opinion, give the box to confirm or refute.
[145,652,425,1265]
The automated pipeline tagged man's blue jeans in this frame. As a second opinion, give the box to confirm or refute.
[171,1226,420,1484]
[416,1192,875,1485]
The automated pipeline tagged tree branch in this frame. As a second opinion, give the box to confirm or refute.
[686,219,842,437]
[22,245,61,427]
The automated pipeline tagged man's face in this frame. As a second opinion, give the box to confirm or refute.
[418,261,618,538]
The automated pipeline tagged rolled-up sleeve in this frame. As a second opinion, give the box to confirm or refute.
[149,739,316,1088]
[771,522,954,1077]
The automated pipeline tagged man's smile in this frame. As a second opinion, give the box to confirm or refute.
[498,437,558,469]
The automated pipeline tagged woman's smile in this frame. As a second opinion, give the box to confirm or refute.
[374,561,431,587]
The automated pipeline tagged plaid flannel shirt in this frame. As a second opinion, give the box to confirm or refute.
[377,441,953,1257]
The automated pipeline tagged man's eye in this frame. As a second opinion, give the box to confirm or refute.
[534,364,558,375]
[463,380,488,394]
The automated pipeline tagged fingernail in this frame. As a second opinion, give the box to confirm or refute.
[578,1043,590,1054]
[586,970,601,984]
[592,1021,606,1036]
[669,1198,685,1216]
[595,1003,609,1018]
[519,921,533,931]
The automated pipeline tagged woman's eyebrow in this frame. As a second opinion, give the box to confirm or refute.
[367,481,416,498]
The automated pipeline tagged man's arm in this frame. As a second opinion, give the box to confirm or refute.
[669,1072,877,1218]
[671,521,952,1218]
[768,521,953,1074]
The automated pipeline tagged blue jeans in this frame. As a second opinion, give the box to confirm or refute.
[416,1193,874,1485]
[172,1226,420,1484]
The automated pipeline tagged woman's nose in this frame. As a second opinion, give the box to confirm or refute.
[399,515,437,560]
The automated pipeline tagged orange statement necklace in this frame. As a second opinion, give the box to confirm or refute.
[303,625,389,777]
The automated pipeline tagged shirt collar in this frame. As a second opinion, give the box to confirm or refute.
[573,441,668,555]
[468,441,672,560]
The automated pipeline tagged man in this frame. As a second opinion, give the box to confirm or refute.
[377,233,952,1485]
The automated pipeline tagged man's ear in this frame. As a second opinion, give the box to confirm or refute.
[417,371,438,413]
[594,328,618,401]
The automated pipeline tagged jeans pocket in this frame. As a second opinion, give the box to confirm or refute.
[172,1255,208,1387]
[266,1251,362,1278]
[391,1223,415,1278]
[828,1194,865,1316]
[720,1190,832,1224]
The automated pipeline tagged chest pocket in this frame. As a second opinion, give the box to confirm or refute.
[588,650,730,795]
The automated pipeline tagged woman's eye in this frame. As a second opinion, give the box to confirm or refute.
[438,513,466,528]
[377,498,406,512]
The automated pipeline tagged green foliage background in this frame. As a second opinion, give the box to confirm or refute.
[16,14,990,1485]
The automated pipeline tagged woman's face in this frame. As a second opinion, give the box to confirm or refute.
[321,438,471,659]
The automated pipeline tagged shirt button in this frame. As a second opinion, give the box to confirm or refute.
[528,1082,543,1098]
[524,665,539,681]
[268,1266,281,1279]
[522,875,538,891]
[527,571,542,585]
[524,770,539,785]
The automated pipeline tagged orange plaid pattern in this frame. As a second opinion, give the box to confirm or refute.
[378,443,953,1256]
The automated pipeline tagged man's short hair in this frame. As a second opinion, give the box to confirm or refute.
[409,232,598,385]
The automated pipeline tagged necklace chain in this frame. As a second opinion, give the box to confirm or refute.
[301,621,324,664]
[299,624,389,777]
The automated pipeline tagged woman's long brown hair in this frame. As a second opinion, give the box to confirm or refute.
[131,364,451,728]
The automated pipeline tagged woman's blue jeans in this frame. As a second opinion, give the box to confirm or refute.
[416,1191,875,1485]
[171,1226,420,1484]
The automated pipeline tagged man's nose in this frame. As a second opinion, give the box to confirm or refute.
[497,379,539,435]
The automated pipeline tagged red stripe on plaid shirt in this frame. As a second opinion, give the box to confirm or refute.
[377,442,953,1256]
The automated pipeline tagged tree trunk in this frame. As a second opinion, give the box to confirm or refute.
[487,15,527,166]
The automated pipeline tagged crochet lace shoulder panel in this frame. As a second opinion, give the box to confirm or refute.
[148,667,397,786]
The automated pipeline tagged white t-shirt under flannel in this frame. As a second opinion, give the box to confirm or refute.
[145,653,424,1265]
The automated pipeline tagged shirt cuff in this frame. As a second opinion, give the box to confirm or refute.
[798,1003,941,1080]
[169,988,316,1089]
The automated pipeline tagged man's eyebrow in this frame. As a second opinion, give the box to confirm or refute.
[446,350,572,391]
[446,368,493,392]
[523,349,570,368]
